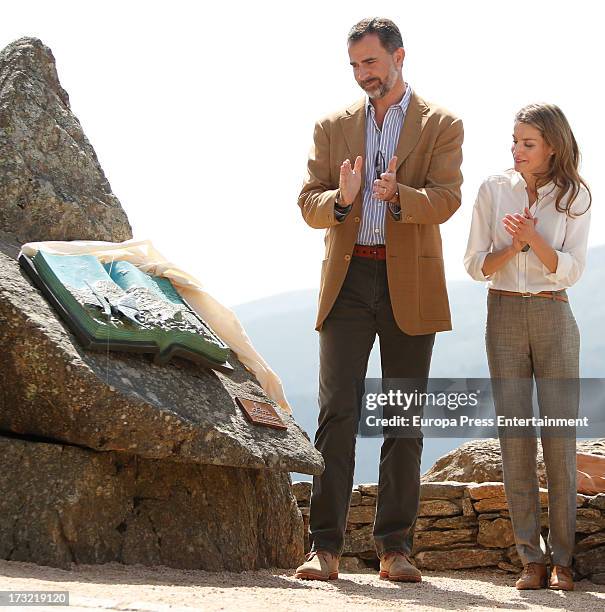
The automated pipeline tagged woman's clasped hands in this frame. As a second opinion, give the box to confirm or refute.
[502,206,538,252]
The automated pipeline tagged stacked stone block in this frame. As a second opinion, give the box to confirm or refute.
[292,480,605,582]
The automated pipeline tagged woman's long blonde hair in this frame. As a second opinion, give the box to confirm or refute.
[515,103,591,216]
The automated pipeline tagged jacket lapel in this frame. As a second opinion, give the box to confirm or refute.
[338,99,366,208]
[395,91,430,172]
[339,98,366,164]
[337,92,430,193]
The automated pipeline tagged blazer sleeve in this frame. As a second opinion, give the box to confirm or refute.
[298,119,342,229]
[392,117,464,225]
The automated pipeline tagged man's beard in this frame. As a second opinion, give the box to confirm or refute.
[362,65,399,99]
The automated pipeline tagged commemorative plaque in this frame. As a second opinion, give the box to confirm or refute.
[236,397,287,430]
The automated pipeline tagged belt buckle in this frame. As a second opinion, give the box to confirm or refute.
[521,292,532,298]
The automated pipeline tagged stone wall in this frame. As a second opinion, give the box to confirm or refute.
[292,480,605,582]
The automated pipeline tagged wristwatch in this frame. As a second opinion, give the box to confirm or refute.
[334,190,351,210]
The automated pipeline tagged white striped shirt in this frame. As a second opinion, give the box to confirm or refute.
[358,84,412,245]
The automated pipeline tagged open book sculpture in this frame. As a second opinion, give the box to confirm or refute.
[19,250,233,372]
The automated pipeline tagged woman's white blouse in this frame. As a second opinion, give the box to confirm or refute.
[464,169,591,292]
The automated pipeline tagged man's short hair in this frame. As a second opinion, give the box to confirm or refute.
[347,18,404,53]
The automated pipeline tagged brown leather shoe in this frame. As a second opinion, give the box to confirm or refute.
[379,551,422,582]
[294,550,339,580]
[515,563,547,590]
[549,565,574,591]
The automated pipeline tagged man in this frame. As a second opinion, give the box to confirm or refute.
[294,18,463,582]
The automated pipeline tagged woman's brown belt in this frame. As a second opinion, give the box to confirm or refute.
[488,288,568,303]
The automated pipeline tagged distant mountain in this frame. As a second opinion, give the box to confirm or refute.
[234,245,605,483]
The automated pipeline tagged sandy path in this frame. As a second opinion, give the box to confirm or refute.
[0,560,604,611]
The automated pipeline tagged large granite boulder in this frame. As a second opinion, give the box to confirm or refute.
[0,37,131,243]
[0,235,322,476]
[0,436,303,570]
[422,439,605,485]
[0,36,321,571]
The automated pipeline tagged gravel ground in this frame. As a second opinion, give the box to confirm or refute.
[1,560,604,612]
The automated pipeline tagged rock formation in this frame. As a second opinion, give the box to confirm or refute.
[0,437,302,570]
[422,438,605,486]
[0,36,322,571]
[0,247,322,475]
[0,37,131,243]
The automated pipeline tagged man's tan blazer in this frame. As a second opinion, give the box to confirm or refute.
[298,91,464,335]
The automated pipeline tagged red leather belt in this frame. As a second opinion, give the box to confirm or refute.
[353,244,387,260]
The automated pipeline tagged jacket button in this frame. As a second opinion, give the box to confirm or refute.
[406,215,413,221]
[344,254,351,261]
[354,216,360,223]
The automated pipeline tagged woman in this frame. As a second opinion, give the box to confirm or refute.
[464,103,591,591]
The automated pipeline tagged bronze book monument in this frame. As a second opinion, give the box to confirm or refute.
[19,250,233,372]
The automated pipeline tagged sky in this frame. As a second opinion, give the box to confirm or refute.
[2,1,604,306]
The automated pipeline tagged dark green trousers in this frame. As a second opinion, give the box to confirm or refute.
[309,255,435,557]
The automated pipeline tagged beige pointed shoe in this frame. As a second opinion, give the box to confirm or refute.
[379,551,422,582]
[294,550,339,581]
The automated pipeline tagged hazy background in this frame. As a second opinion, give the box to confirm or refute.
[2,1,604,481]
[2,0,603,305]
[233,246,605,482]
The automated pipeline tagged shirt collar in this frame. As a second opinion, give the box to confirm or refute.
[510,170,555,197]
[365,83,412,117]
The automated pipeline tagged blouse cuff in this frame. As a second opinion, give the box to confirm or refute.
[544,250,573,283]
[467,252,492,282]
